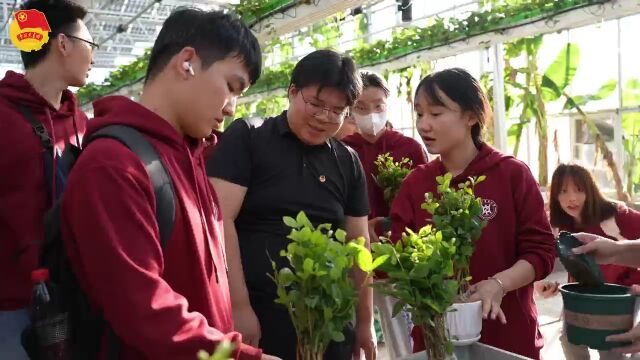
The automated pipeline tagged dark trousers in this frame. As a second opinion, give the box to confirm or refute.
[250,294,354,360]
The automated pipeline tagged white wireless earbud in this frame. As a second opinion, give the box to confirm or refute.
[182,61,195,76]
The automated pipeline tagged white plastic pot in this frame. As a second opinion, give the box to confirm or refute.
[446,300,483,346]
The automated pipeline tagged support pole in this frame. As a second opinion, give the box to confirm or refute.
[492,43,508,152]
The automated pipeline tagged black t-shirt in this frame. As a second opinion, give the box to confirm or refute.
[207,111,369,298]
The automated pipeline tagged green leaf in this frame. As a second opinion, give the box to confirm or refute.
[411,262,430,278]
[278,268,296,286]
[356,248,373,272]
[371,255,389,270]
[335,229,347,242]
[303,258,314,274]
[283,216,298,228]
[563,80,617,110]
[324,307,333,321]
[541,43,579,101]
[305,296,319,308]
[331,331,345,342]
[296,211,312,228]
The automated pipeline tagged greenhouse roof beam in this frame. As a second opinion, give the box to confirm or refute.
[252,0,375,44]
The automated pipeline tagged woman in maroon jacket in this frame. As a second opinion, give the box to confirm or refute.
[388,68,555,359]
[536,164,640,360]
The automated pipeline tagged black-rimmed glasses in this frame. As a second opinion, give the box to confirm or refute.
[300,91,347,123]
[63,33,99,51]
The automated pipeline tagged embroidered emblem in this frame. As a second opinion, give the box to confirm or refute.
[480,198,498,221]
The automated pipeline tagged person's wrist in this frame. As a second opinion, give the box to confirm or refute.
[488,276,507,296]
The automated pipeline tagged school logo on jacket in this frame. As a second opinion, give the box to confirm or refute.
[480,198,498,221]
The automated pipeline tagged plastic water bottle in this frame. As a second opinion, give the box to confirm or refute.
[30,268,69,360]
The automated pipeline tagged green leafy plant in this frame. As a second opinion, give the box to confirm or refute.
[371,173,486,360]
[421,173,487,296]
[235,0,297,25]
[373,153,413,206]
[270,211,387,360]
[197,340,234,360]
[371,226,457,360]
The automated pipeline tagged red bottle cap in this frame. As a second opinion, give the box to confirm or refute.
[31,268,49,283]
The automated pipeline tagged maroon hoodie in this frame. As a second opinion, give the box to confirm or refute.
[0,70,87,310]
[342,130,428,219]
[390,145,555,360]
[60,96,261,360]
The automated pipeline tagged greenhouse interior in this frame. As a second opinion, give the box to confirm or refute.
[2,0,640,360]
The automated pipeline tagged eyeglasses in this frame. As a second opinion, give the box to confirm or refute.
[63,33,99,52]
[299,91,347,124]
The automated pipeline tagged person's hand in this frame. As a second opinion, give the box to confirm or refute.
[534,280,560,299]
[468,279,507,324]
[352,322,377,360]
[572,232,622,265]
[233,304,261,347]
[606,285,640,353]
[260,355,282,360]
[367,217,385,243]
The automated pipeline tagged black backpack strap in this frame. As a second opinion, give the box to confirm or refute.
[88,125,176,248]
[18,105,53,152]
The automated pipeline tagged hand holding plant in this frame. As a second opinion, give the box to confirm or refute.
[468,279,507,324]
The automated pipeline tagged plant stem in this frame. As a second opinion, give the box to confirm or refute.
[422,314,449,360]
[296,341,323,360]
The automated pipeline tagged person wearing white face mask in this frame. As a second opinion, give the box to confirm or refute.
[343,72,428,220]
[342,72,428,360]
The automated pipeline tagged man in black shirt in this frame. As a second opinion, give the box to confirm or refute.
[207,50,375,360]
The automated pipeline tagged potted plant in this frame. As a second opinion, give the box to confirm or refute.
[270,211,387,360]
[421,173,487,345]
[371,225,459,360]
[373,153,414,207]
[371,173,487,359]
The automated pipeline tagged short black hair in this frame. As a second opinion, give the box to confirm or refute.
[416,68,491,149]
[289,49,362,106]
[19,0,87,69]
[361,71,389,97]
[145,8,261,85]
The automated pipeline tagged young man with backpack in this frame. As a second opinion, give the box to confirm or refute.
[0,0,93,357]
[56,8,277,360]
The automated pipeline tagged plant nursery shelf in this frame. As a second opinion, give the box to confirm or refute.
[251,0,373,45]
[365,0,639,74]
[239,0,640,104]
